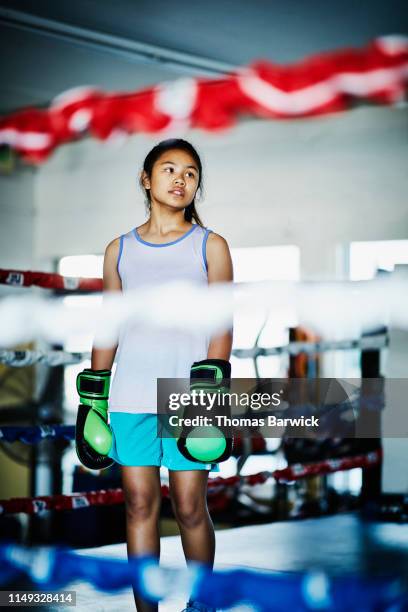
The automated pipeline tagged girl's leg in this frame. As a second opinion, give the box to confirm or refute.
[169,470,215,566]
[122,465,161,612]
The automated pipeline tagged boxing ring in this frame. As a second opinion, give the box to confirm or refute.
[1,35,408,611]
[1,514,406,611]
[0,266,407,609]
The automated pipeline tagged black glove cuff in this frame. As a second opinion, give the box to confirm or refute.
[190,359,231,389]
[77,369,111,399]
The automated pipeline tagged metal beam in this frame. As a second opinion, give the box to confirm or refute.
[0,7,237,76]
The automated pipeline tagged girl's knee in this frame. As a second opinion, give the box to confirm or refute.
[172,497,207,529]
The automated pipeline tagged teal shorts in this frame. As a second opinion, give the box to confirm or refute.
[108,412,219,472]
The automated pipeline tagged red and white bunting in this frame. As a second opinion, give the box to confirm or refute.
[0,37,406,163]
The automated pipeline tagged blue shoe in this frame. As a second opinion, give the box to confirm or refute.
[182,600,216,612]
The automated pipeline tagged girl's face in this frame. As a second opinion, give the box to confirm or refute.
[143,148,200,210]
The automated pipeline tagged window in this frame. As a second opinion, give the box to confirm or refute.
[349,240,408,281]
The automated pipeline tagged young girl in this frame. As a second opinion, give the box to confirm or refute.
[90,139,233,612]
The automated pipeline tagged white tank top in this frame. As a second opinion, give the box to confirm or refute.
[109,224,212,414]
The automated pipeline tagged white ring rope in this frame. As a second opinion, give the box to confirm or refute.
[0,276,406,349]
[233,334,388,359]
[0,335,388,367]
[0,349,91,367]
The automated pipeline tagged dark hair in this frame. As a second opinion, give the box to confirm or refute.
[141,139,204,227]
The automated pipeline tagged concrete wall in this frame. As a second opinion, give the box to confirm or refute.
[0,164,36,270]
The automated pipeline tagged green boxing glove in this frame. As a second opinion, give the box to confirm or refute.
[177,359,233,464]
[75,369,114,470]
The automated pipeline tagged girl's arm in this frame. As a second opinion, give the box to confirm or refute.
[91,238,122,370]
[206,233,234,361]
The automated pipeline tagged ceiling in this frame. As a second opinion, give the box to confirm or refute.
[0,0,407,113]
